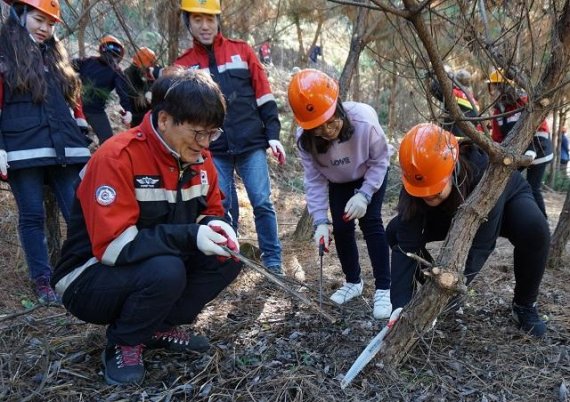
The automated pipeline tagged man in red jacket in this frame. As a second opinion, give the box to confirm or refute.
[175,0,285,275]
[51,70,242,386]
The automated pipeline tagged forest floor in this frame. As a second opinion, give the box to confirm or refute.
[0,151,568,401]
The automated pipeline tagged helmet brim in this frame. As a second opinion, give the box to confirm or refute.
[402,175,450,198]
[295,98,338,130]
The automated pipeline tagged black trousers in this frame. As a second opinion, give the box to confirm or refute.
[524,162,548,217]
[63,254,241,346]
[329,176,391,289]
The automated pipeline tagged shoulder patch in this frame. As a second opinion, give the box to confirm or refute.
[95,185,117,206]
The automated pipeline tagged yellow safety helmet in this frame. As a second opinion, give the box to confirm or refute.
[487,69,514,85]
[180,0,221,14]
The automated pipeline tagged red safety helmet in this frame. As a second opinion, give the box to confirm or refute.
[3,0,61,22]
[132,47,157,68]
[399,123,459,197]
[287,69,339,130]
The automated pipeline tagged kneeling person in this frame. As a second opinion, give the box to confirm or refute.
[51,70,242,385]
[388,124,549,337]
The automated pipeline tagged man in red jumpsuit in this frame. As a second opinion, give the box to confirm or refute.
[51,70,242,385]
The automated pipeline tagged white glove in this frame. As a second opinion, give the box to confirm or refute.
[524,149,537,161]
[121,110,133,126]
[268,139,286,165]
[207,219,239,252]
[145,91,152,104]
[0,149,8,178]
[196,225,231,257]
[314,224,332,253]
[344,192,369,221]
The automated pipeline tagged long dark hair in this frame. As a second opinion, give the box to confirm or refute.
[296,100,355,163]
[0,4,81,107]
[398,140,481,221]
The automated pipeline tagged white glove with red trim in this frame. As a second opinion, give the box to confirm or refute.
[314,224,332,253]
[268,140,286,165]
[344,192,368,221]
[207,220,239,253]
[197,225,231,257]
[0,149,8,180]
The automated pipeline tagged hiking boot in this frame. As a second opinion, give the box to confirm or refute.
[146,327,210,353]
[512,302,546,337]
[330,281,363,305]
[102,344,145,385]
[34,276,61,305]
[373,289,392,319]
[266,265,284,276]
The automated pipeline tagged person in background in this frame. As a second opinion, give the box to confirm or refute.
[259,41,271,65]
[74,35,133,144]
[288,69,392,319]
[51,70,242,385]
[427,67,481,137]
[124,47,161,127]
[560,128,569,176]
[388,123,549,337]
[487,68,553,218]
[175,0,285,275]
[0,0,91,303]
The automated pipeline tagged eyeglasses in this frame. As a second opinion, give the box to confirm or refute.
[189,127,223,143]
[313,117,341,138]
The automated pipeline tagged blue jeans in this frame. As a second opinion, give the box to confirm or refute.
[213,149,282,268]
[329,175,391,290]
[8,165,82,280]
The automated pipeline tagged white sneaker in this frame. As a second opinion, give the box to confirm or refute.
[330,281,364,305]
[373,289,392,319]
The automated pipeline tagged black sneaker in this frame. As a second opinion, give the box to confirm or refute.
[512,302,547,337]
[266,265,284,276]
[146,328,210,353]
[102,344,145,385]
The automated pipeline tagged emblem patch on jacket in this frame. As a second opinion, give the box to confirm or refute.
[200,170,208,185]
[134,176,161,188]
[96,185,117,206]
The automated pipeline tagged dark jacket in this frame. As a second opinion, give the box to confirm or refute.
[175,33,280,156]
[430,78,481,137]
[491,96,553,165]
[0,72,90,170]
[74,56,132,114]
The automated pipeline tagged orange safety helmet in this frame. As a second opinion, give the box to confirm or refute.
[399,123,459,197]
[99,35,124,58]
[287,69,339,130]
[132,47,157,68]
[180,0,221,14]
[3,0,61,22]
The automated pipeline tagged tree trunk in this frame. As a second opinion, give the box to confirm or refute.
[167,0,180,64]
[77,0,90,57]
[293,16,306,65]
[292,206,313,241]
[45,189,61,267]
[339,4,369,98]
[387,62,399,141]
[548,187,570,270]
